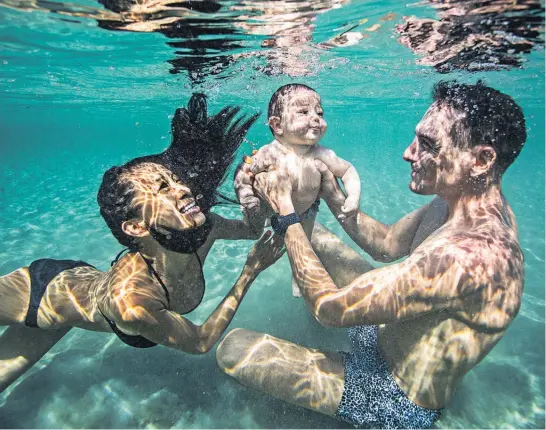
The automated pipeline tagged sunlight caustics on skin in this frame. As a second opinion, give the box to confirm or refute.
[0,0,543,427]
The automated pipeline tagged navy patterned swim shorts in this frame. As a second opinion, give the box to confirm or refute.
[335,325,442,429]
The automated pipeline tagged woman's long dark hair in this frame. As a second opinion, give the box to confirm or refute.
[97,93,259,247]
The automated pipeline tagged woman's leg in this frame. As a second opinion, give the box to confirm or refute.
[216,328,345,416]
[0,268,32,325]
[0,325,70,393]
[0,268,70,392]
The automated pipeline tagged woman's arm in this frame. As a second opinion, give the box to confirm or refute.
[129,232,283,354]
[134,265,257,354]
[208,212,264,241]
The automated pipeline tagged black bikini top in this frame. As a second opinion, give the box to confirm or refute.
[100,249,205,349]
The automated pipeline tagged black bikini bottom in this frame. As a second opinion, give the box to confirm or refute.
[26,258,94,328]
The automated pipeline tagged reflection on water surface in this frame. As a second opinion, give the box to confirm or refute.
[0,0,543,82]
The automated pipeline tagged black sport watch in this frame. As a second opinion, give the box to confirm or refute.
[271,212,301,236]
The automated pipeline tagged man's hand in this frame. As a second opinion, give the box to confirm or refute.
[339,195,360,220]
[247,146,280,176]
[234,147,281,212]
[253,168,294,215]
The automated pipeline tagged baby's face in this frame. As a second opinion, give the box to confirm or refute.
[272,89,327,146]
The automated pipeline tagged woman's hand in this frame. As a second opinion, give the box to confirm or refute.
[246,231,286,273]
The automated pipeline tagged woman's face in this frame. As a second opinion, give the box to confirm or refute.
[125,163,206,233]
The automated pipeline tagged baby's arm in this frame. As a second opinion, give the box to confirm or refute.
[315,147,361,219]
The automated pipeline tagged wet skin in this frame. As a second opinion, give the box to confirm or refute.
[217,102,523,413]
[236,89,360,232]
[0,162,283,392]
[235,88,360,297]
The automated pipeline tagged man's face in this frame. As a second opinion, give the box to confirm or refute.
[271,89,327,146]
[403,103,474,196]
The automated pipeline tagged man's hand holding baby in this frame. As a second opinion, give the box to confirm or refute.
[314,159,360,221]
[235,149,289,214]
[252,165,294,216]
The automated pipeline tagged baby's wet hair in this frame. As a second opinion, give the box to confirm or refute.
[268,83,317,133]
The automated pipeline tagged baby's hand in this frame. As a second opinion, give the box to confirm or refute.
[339,196,359,220]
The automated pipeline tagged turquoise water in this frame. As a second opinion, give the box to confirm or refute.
[0,0,544,428]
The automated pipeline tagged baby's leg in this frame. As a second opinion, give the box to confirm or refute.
[291,216,316,297]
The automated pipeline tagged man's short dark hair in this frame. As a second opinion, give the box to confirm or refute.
[432,80,527,173]
[268,83,316,133]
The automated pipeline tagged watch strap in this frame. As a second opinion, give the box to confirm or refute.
[271,212,301,235]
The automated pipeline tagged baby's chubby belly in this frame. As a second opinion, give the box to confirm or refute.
[289,158,322,215]
[256,143,322,215]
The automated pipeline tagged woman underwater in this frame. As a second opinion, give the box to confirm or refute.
[0,94,282,392]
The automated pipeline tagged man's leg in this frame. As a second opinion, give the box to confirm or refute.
[0,268,32,325]
[216,328,345,416]
[216,224,374,416]
[311,222,374,286]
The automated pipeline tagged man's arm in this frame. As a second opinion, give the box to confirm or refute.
[315,160,433,262]
[284,222,469,328]
[337,203,432,262]
[314,148,360,204]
